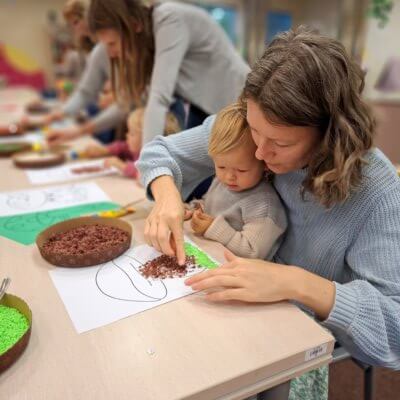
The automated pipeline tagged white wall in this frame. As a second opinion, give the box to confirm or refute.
[0,0,379,88]
[0,0,66,85]
[363,0,400,98]
[298,0,340,39]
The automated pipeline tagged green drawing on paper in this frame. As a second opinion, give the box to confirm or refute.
[184,242,218,269]
[0,201,119,245]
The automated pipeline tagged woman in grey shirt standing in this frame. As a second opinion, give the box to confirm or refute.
[87,0,250,145]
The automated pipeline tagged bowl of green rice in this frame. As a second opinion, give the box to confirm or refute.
[0,293,32,373]
[0,142,31,157]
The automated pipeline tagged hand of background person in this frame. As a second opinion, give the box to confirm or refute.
[25,110,65,126]
[190,209,214,235]
[84,145,110,158]
[103,156,126,171]
[46,126,81,146]
[37,109,64,127]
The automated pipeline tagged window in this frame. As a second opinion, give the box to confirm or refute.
[265,11,292,44]
[196,3,239,46]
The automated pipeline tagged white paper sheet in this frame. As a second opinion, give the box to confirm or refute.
[0,182,110,217]
[49,241,217,333]
[25,159,118,185]
[0,132,43,145]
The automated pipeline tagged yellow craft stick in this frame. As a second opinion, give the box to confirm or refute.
[94,199,145,218]
[31,142,42,152]
[97,207,135,218]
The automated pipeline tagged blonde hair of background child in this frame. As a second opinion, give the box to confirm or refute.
[208,102,253,157]
[63,0,87,21]
[128,108,181,137]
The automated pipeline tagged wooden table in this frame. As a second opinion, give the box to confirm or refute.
[0,87,39,128]
[0,135,334,399]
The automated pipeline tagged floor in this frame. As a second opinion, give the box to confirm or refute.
[329,360,400,400]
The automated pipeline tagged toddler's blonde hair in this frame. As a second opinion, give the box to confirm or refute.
[208,102,252,157]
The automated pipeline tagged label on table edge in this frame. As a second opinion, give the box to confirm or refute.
[305,343,328,361]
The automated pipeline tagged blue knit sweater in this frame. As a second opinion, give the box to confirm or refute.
[137,116,400,369]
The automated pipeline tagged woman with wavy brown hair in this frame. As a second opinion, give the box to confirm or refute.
[137,27,400,397]
[87,0,250,145]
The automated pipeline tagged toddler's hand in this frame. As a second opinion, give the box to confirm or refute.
[191,209,214,235]
[183,205,193,221]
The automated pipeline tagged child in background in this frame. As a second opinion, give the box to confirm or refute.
[98,80,115,110]
[84,108,181,178]
[188,103,287,260]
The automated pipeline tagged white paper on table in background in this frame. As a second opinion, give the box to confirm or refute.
[0,132,43,145]
[0,181,110,217]
[49,241,210,333]
[0,117,78,146]
[25,159,118,185]
[49,117,76,129]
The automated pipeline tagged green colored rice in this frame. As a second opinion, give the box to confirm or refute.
[0,304,29,355]
[0,143,23,152]
[184,242,218,269]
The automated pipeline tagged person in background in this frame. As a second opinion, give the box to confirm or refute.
[84,107,181,178]
[84,0,249,197]
[98,80,115,110]
[63,0,95,54]
[54,44,86,83]
[44,0,127,145]
[84,0,250,145]
[188,102,287,259]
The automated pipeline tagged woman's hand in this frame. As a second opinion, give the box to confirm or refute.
[191,209,214,235]
[144,176,186,264]
[104,156,126,171]
[185,250,336,319]
[185,250,295,302]
[85,145,110,158]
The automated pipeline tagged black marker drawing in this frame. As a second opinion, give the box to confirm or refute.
[95,249,204,303]
[6,191,47,210]
[96,256,168,302]
[4,185,88,212]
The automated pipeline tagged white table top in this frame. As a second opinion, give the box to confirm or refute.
[0,134,334,400]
